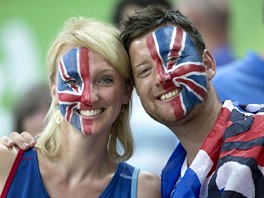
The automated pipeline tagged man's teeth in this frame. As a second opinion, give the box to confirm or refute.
[160,90,179,100]
[80,109,102,116]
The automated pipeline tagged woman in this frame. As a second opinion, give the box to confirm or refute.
[0,17,160,198]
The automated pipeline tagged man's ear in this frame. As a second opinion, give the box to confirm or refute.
[50,84,59,106]
[202,49,216,80]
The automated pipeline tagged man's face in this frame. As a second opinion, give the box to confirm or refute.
[129,26,208,124]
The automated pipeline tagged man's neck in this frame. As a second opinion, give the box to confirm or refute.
[169,88,222,165]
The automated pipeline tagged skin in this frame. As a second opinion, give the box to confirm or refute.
[144,26,208,120]
[129,25,222,165]
[56,47,129,136]
[1,25,223,195]
[57,47,93,135]
[0,48,161,198]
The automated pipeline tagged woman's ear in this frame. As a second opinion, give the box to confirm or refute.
[202,49,216,80]
[50,84,59,106]
[122,83,133,104]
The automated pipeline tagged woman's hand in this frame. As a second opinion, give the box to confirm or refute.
[0,131,36,150]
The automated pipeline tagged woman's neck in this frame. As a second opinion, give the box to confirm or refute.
[39,126,116,181]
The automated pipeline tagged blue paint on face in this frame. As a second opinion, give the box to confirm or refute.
[57,47,92,135]
[147,26,208,118]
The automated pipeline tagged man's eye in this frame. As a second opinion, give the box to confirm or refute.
[99,77,113,85]
[67,79,79,86]
[138,67,152,78]
[167,57,179,63]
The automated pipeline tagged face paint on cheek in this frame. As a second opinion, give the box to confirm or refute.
[57,47,92,135]
[146,26,208,119]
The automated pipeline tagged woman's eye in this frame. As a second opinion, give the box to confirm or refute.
[99,77,113,85]
[67,79,79,86]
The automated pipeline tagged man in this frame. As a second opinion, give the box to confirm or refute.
[120,6,263,197]
[2,6,264,198]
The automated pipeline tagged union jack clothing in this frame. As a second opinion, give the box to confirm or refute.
[161,100,264,198]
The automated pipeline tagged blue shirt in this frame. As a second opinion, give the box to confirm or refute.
[213,50,264,104]
[3,149,140,198]
[212,44,235,66]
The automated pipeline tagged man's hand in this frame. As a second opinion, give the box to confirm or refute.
[0,132,36,150]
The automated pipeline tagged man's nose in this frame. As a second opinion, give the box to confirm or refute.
[157,71,172,85]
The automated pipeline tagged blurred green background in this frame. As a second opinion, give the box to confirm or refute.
[1,0,263,70]
[0,0,263,134]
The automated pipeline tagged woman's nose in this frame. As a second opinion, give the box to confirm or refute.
[80,86,98,105]
[90,87,99,103]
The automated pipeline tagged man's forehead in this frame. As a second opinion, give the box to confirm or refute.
[151,25,182,35]
[131,25,181,44]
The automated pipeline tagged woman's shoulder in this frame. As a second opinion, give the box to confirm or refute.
[137,170,161,198]
[0,144,19,171]
[119,162,161,197]
[0,144,19,192]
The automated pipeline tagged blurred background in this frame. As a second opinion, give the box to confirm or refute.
[0,0,263,175]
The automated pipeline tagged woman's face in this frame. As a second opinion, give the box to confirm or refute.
[55,47,130,135]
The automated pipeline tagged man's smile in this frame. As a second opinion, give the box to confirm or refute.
[159,89,181,101]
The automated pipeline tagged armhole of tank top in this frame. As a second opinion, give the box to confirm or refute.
[130,167,140,198]
[1,149,24,198]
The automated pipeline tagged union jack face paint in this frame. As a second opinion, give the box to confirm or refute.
[57,47,92,135]
[146,26,208,119]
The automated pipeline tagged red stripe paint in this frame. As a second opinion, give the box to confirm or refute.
[168,27,183,70]
[170,64,206,77]
[146,34,165,85]
[1,149,24,198]
[66,104,76,122]
[79,48,92,134]
[171,95,185,119]
[176,78,207,99]
[79,48,91,105]
[58,93,80,102]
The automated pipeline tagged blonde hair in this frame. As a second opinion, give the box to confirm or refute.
[36,17,134,162]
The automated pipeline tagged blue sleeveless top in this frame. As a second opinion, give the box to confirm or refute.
[2,149,140,198]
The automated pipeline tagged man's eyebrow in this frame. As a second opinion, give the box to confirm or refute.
[133,61,149,68]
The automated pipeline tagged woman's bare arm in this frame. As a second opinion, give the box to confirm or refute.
[0,144,18,193]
